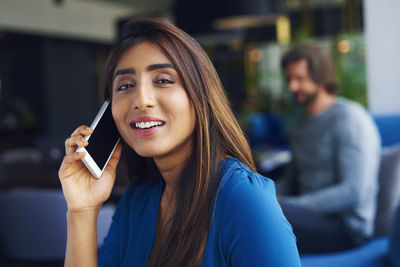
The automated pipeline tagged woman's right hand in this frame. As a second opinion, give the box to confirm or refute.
[59,125,122,213]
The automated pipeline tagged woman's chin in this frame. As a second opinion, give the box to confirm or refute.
[133,148,162,159]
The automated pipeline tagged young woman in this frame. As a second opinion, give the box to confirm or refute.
[59,17,300,267]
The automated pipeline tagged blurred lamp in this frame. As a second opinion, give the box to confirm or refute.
[213,0,286,30]
[276,15,290,44]
[337,39,353,54]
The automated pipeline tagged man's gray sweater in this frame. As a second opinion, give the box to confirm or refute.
[277,98,381,242]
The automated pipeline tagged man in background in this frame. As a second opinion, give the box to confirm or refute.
[277,44,381,253]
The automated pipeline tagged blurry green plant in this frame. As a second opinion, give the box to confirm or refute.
[331,34,367,107]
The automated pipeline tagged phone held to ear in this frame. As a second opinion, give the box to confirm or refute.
[76,100,120,178]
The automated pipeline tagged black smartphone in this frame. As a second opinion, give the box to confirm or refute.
[76,100,120,178]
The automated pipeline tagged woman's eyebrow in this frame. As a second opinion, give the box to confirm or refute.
[113,64,175,79]
[114,68,135,79]
[147,63,176,71]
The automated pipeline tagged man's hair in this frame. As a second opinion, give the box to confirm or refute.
[281,44,339,94]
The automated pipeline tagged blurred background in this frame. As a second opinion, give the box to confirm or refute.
[0,0,399,266]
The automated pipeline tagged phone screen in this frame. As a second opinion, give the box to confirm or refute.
[85,103,120,170]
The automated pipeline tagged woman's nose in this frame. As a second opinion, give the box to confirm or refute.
[133,81,156,110]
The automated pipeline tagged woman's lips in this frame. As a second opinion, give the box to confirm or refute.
[130,117,165,136]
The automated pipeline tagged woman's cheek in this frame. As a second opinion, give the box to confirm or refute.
[112,105,126,131]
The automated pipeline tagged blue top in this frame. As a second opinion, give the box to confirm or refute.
[98,158,300,266]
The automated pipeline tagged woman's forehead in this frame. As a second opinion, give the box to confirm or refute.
[116,42,172,68]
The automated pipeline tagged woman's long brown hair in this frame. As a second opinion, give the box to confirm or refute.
[104,17,256,267]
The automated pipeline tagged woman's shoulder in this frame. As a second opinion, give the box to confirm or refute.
[216,158,277,206]
[218,158,275,191]
[213,158,299,265]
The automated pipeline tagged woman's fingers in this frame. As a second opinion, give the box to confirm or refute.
[71,125,93,137]
[59,151,86,179]
[65,125,93,154]
[61,125,94,178]
[64,151,86,163]
[65,136,87,155]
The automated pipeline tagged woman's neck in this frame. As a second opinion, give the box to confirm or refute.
[153,138,193,194]
[150,150,191,258]
[157,165,181,193]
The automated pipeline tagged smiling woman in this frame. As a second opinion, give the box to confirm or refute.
[58,17,301,267]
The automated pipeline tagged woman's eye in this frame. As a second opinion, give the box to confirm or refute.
[116,83,134,91]
[155,79,174,84]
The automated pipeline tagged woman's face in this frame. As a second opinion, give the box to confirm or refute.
[111,41,196,163]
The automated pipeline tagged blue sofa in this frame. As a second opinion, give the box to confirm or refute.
[373,114,400,147]
[301,203,400,267]
[301,237,389,267]
[301,113,400,267]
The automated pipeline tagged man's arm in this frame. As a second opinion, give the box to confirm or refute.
[281,112,381,213]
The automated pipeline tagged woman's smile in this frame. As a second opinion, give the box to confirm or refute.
[130,116,166,136]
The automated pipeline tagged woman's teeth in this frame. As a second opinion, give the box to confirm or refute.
[134,121,164,129]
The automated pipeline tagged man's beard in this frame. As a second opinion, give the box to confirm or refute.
[293,89,318,107]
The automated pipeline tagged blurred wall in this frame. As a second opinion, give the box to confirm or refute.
[365,0,400,115]
[0,0,135,43]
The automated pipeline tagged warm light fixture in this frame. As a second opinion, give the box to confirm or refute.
[212,0,285,30]
[249,48,263,62]
[213,15,279,30]
[276,15,290,44]
[337,39,353,54]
